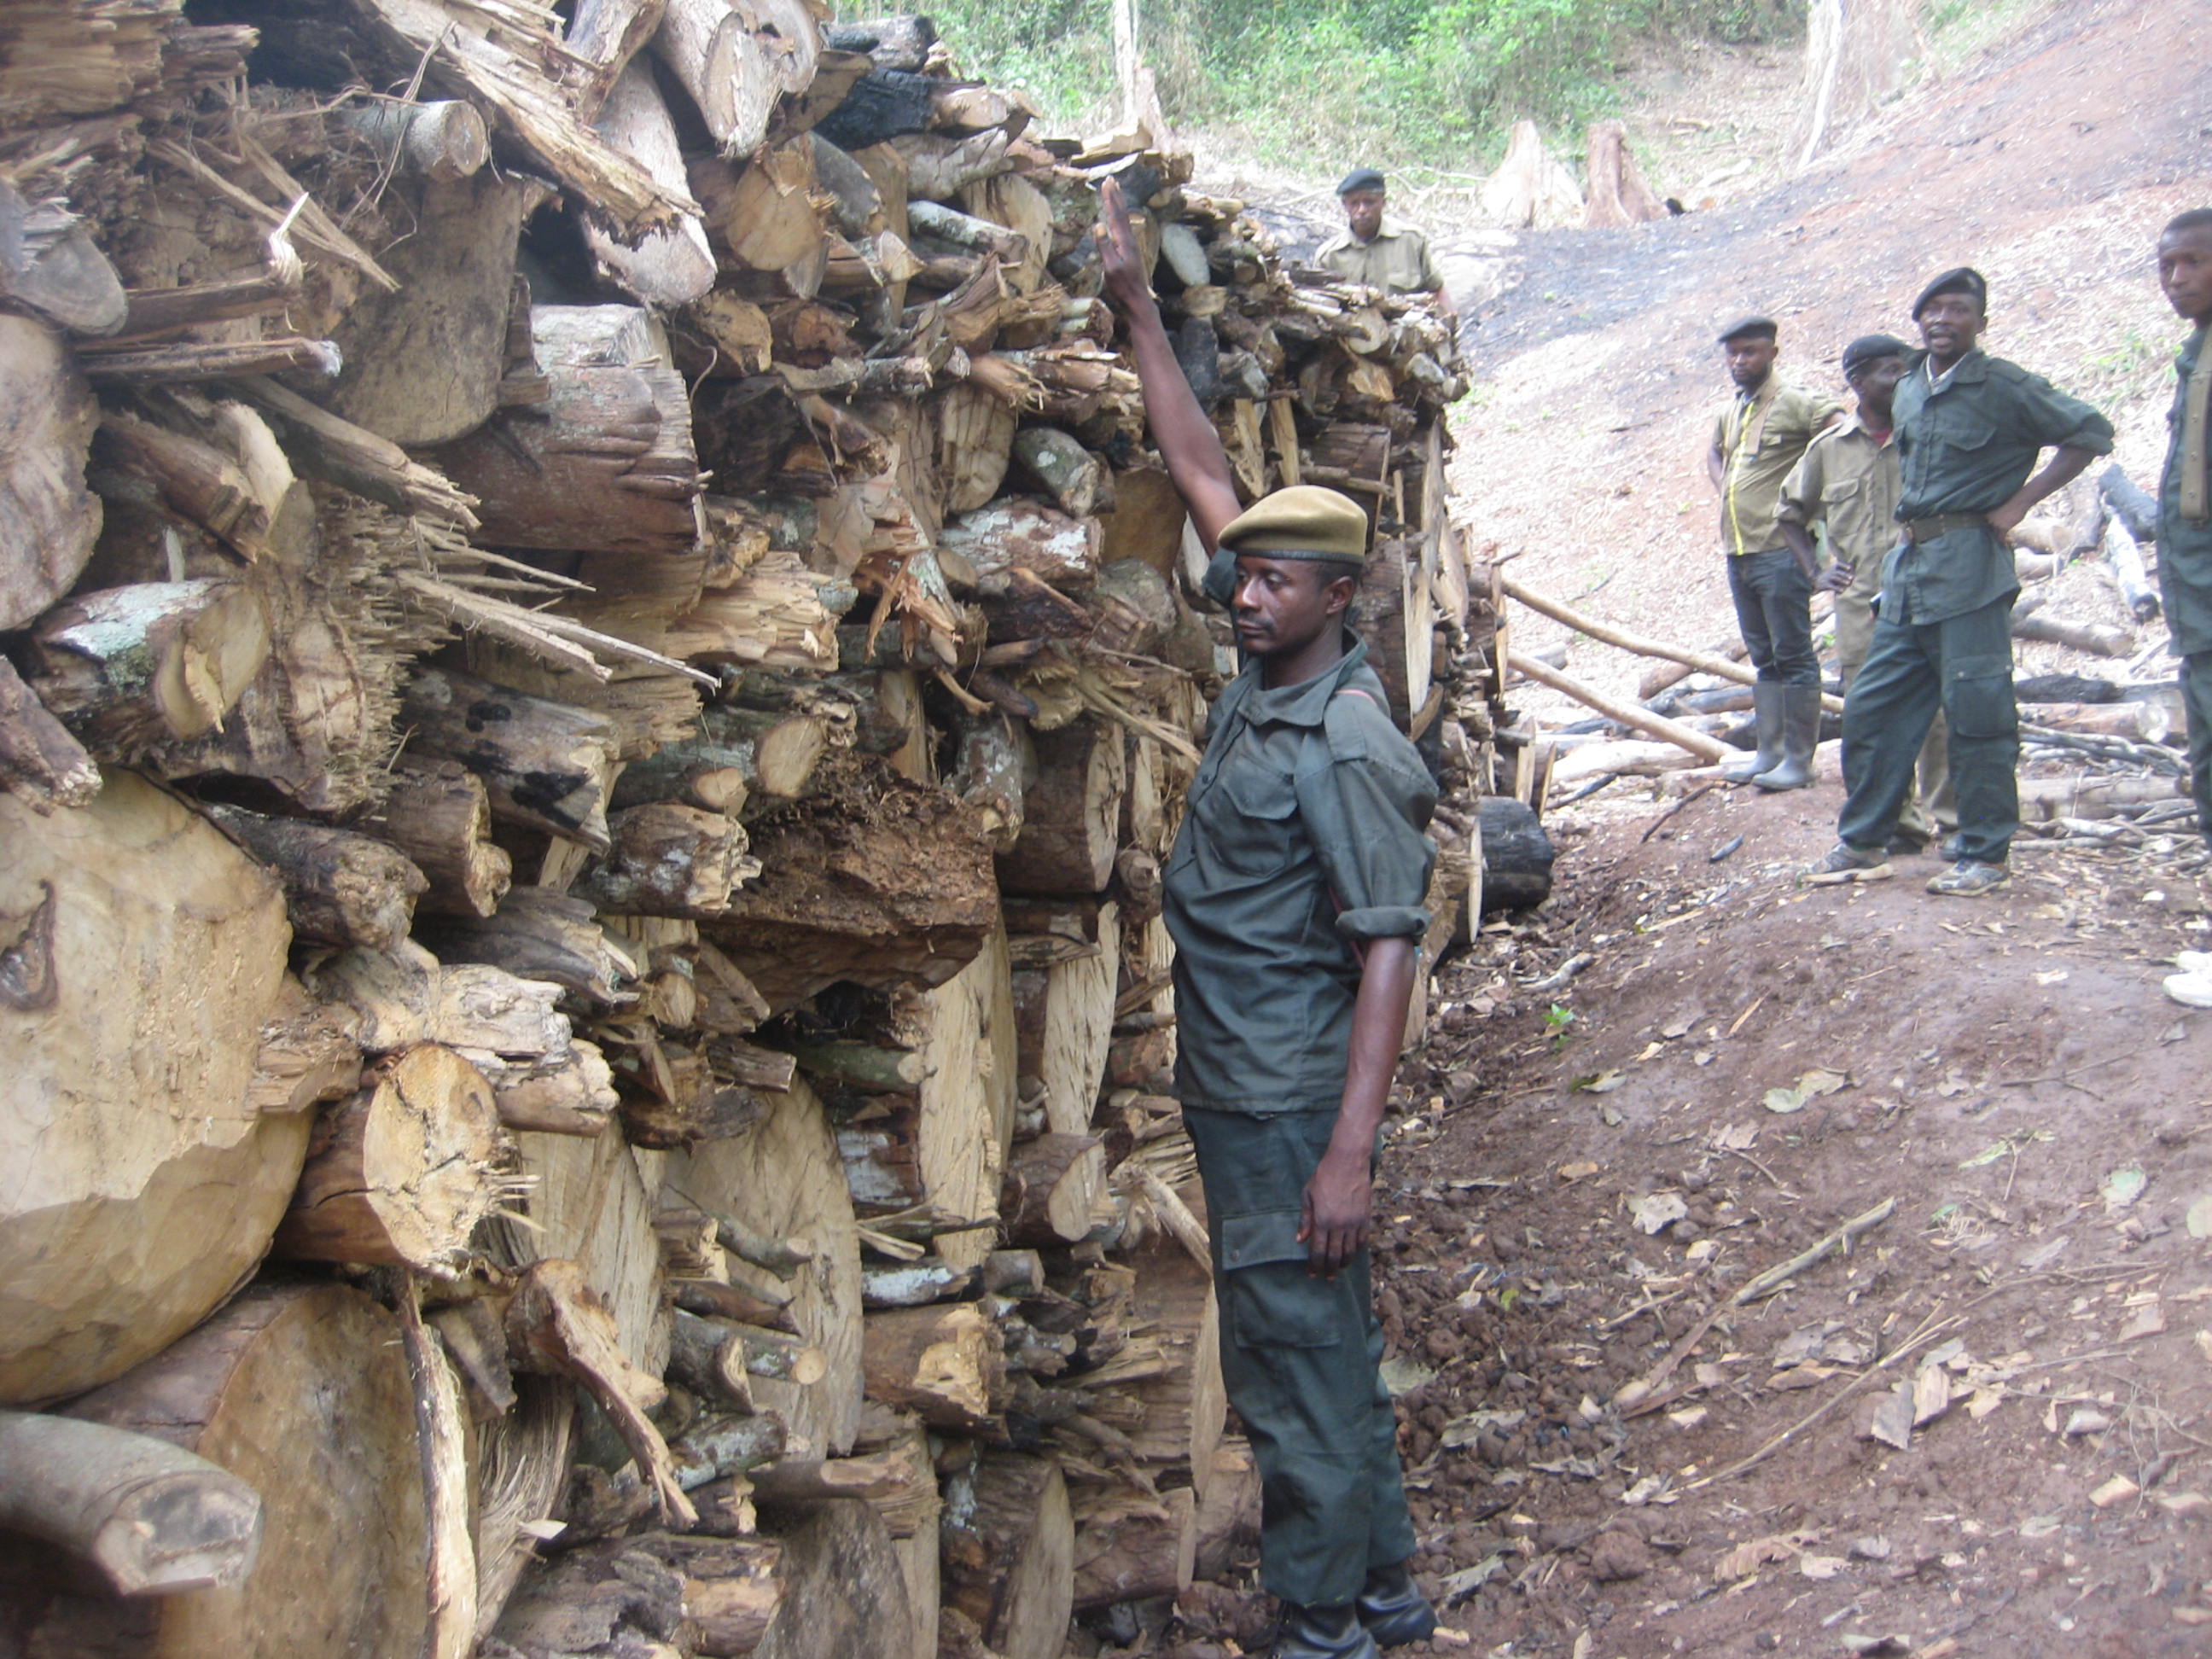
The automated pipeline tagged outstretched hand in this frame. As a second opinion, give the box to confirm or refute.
[1097,176,1150,310]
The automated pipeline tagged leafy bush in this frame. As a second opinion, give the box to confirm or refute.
[905,0,1806,167]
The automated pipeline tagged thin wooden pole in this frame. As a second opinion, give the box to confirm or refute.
[1505,651,1731,763]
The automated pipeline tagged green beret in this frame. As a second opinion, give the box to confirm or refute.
[1219,485,1370,564]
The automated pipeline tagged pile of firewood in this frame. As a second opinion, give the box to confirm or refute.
[0,4,1509,1657]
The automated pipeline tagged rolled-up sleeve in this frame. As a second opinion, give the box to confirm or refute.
[1298,699,1437,941]
[1776,440,1825,529]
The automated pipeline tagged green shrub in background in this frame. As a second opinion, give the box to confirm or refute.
[902,0,1805,169]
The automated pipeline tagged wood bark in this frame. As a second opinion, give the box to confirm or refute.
[1000,1132,1106,1245]
[0,655,100,812]
[25,578,272,752]
[1123,1238,1225,1482]
[201,804,428,951]
[1072,1484,1196,1609]
[690,142,830,293]
[0,1410,262,1596]
[572,802,757,917]
[325,170,526,444]
[1582,120,1668,228]
[862,1303,1004,1433]
[272,1044,506,1269]
[401,667,622,850]
[1011,897,1120,1134]
[1481,119,1584,229]
[943,495,1104,594]
[586,57,717,305]
[431,305,704,556]
[490,1531,781,1659]
[1477,795,1554,913]
[0,1284,427,1656]
[0,774,316,1406]
[753,1499,914,1659]
[940,1452,1074,1659]
[998,721,1126,893]
[904,920,1018,1271]
[1356,535,1434,725]
[418,888,637,1005]
[1191,1438,1261,1580]
[371,756,514,917]
[654,0,823,158]
[0,312,102,630]
[498,1126,670,1377]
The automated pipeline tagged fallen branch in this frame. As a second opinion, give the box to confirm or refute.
[1504,577,1843,715]
[1505,652,1729,763]
[1731,1196,1895,1306]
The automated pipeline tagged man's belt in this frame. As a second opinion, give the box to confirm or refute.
[1900,513,1991,543]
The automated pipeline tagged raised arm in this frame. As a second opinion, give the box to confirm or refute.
[1097,178,1244,558]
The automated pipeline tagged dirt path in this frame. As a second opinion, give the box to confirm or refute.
[1307,4,2212,1656]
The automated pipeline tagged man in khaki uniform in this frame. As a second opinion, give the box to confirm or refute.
[1316,168,1453,318]
[1707,316,1842,789]
[1778,333,1955,852]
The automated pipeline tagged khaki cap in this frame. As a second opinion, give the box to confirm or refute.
[1219,485,1370,564]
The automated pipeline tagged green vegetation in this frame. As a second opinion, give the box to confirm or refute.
[908,0,1806,169]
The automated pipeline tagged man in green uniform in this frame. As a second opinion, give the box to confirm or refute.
[1807,268,2113,895]
[1777,333,1955,849]
[2151,212,2212,1007]
[1100,175,1438,1659]
[1707,317,1842,789]
[1316,168,1454,319]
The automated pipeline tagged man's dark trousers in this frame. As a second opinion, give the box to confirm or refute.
[1837,593,2018,863]
[1726,547,1819,684]
[2185,653,2212,844]
[1183,1106,1416,1607]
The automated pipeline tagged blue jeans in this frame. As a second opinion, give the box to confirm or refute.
[1726,548,1819,686]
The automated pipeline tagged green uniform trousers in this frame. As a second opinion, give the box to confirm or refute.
[1835,583,1954,843]
[1184,1106,1417,1608]
[2184,653,2212,845]
[1837,593,2017,864]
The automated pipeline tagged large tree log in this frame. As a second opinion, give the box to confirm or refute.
[1192,1437,1261,1580]
[997,722,1126,893]
[1123,1236,1225,1483]
[431,305,704,556]
[943,494,1104,596]
[0,1411,262,1597]
[1480,119,1584,228]
[752,1499,913,1659]
[572,802,757,917]
[401,667,622,850]
[325,171,527,444]
[489,1532,781,1659]
[1072,1484,1195,1610]
[0,773,330,1406]
[654,0,823,158]
[1789,0,1917,168]
[24,578,273,753]
[690,142,830,293]
[2098,512,2161,625]
[418,888,638,1005]
[497,1127,670,1379]
[1477,795,1554,913]
[705,770,999,1010]
[1355,535,1434,726]
[0,312,101,630]
[940,1452,1074,1659]
[667,1075,866,1458]
[0,1284,428,1655]
[271,1044,507,1270]
[200,804,428,951]
[1010,896,1121,1134]
[905,918,1018,1272]
[586,57,716,305]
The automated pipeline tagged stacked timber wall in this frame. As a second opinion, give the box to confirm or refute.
[0,3,1488,1655]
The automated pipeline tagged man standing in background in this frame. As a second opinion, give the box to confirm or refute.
[1708,317,1842,789]
[1778,333,1954,836]
[1317,168,1455,320]
[1807,267,2112,896]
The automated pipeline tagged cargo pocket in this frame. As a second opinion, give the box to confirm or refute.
[1220,1210,1340,1348]
[1943,653,2017,739]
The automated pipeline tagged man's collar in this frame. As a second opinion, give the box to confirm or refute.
[1925,348,1988,387]
[1836,408,1894,443]
[1237,632,1371,726]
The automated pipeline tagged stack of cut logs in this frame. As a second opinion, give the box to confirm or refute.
[0,4,1499,1657]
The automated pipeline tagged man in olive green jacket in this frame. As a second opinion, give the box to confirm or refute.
[1100,175,1438,1659]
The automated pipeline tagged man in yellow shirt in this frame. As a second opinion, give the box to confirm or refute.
[1706,316,1841,788]
[1316,169,1454,319]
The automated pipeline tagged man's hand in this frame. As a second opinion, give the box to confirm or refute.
[1097,177,1150,312]
[1299,1145,1372,1278]
[1818,560,1855,594]
[1983,498,2029,534]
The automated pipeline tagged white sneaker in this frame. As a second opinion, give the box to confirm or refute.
[2176,952,2212,975]
[2165,970,2212,1009]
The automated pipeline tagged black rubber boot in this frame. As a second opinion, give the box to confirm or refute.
[1722,681,1784,783]
[1268,1603,1381,1659]
[1357,1562,1439,1648]
[1752,683,1822,791]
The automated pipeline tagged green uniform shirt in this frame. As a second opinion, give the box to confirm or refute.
[1714,377,1842,556]
[1163,635,1436,1115]
[1883,348,2114,626]
[2159,325,2212,655]
[1315,218,1442,295]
